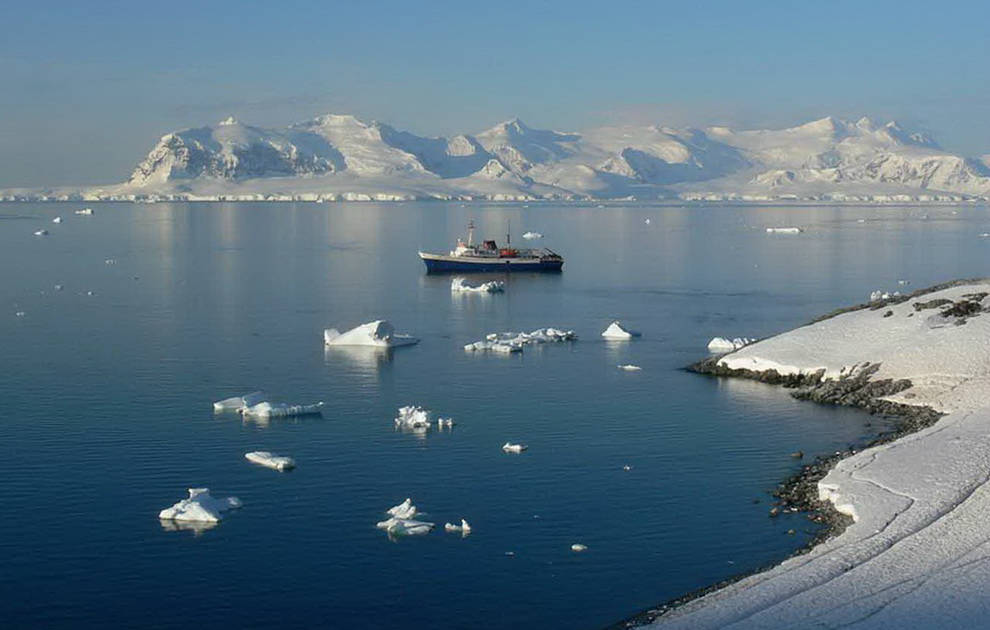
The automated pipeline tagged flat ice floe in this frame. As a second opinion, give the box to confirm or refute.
[653,280,990,628]
[617,364,642,371]
[376,498,435,537]
[502,442,527,453]
[765,226,801,234]
[444,519,472,535]
[159,488,242,523]
[465,327,576,354]
[244,451,296,471]
[323,319,419,347]
[451,276,505,293]
[213,391,268,413]
[601,320,641,339]
[522,231,543,239]
[706,336,754,352]
[33,229,48,236]
[241,400,323,419]
[75,208,94,215]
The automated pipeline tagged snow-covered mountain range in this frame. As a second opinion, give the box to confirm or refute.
[6,114,990,202]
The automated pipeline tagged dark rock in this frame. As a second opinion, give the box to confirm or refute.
[883,310,893,318]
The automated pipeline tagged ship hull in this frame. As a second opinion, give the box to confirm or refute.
[419,252,563,273]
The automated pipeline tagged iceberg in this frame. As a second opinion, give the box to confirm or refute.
[394,405,450,432]
[241,400,324,419]
[618,364,642,371]
[323,320,418,348]
[244,451,295,471]
[522,231,543,240]
[213,391,267,413]
[571,543,588,552]
[451,277,505,293]
[466,327,576,354]
[601,320,641,339]
[502,442,527,453]
[75,208,94,215]
[52,216,62,224]
[444,519,472,535]
[707,337,754,352]
[33,229,48,236]
[159,488,242,523]
[766,227,801,234]
[377,498,435,537]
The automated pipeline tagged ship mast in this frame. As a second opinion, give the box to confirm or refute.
[506,219,511,246]
[467,220,475,247]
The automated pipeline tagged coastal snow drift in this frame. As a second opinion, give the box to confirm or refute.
[706,337,754,352]
[323,320,419,347]
[602,320,641,339]
[159,488,242,523]
[451,277,505,293]
[653,280,990,628]
[244,451,295,471]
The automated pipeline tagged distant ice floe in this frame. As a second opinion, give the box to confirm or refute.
[323,319,419,348]
[245,451,296,471]
[618,364,642,371]
[75,208,94,215]
[376,498,435,537]
[15,311,26,317]
[159,488,241,523]
[444,519,472,535]
[33,229,48,236]
[213,391,267,413]
[52,216,62,224]
[766,227,802,234]
[465,327,576,354]
[522,231,543,240]
[213,391,323,420]
[571,543,588,552]
[451,277,505,293]
[601,320,641,339]
[707,337,754,352]
[394,405,453,433]
[503,442,527,453]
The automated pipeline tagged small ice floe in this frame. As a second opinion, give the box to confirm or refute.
[15,311,26,317]
[898,279,910,286]
[502,442,527,454]
[766,227,801,234]
[159,488,242,523]
[75,208,94,215]
[617,364,642,371]
[54,284,63,291]
[437,417,455,430]
[241,400,324,419]
[33,229,48,236]
[857,218,866,223]
[623,464,632,471]
[601,320,640,340]
[707,337,753,352]
[105,258,116,265]
[571,544,588,552]
[377,498,435,537]
[980,233,990,238]
[86,290,95,296]
[522,231,543,240]
[52,216,62,224]
[451,277,505,293]
[444,519,472,535]
[323,320,418,348]
[395,405,433,431]
[213,391,267,413]
[644,218,651,225]
[244,451,295,472]
[466,328,576,354]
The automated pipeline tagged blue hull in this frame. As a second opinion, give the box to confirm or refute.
[422,258,563,273]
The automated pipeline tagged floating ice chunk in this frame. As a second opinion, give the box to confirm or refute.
[323,320,418,348]
[377,517,435,536]
[898,279,910,286]
[437,417,454,429]
[623,464,632,471]
[644,218,651,225]
[503,442,527,453]
[244,451,295,471]
[601,320,641,339]
[54,284,63,291]
[213,391,267,413]
[159,488,242,523]
[522,231,543,240]
[75,208,94,215]
[571,543,588,552]
[618,364,642,371]
[707,337,754,352]
[394,405,441,432]
[387,498,418,519]
[52,216,62,224]
[241,400,323,419]
[105,258,116,265]
[766,227,801,234]
[444,519,472,535]
[33,229,48,236]
[464,340,522,353]
[15,311,26,317]
[468,327,576,354]
[451,277,505,293]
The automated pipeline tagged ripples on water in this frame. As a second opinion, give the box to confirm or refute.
[1,202,986,628]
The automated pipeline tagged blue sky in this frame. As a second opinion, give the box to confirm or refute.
[1,0,988,186]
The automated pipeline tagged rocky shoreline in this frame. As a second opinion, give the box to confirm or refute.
[607,358,943,629]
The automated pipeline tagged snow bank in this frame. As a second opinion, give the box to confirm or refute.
[244,451,295,471]
[213,391,267,413]
[601,320,641,339]
[323,320,419,347]
[765,227,801,234]
[522,231,543,239]
[654,280,990,628]
[466,327,576,354]
[706,336,754,352]
[159,488,242,523]
[451,277,505,293]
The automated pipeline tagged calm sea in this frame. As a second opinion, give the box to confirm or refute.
[1,202,987,629]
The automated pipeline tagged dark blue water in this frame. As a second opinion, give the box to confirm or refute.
[1,202,987,629]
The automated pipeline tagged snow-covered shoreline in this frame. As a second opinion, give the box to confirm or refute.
[639,279,990,628]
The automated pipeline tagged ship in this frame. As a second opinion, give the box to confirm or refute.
[418,221,564,273]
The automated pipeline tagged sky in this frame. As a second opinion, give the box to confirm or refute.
[1,0,988,187]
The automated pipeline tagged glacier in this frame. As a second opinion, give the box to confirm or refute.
[6,114,990,203]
